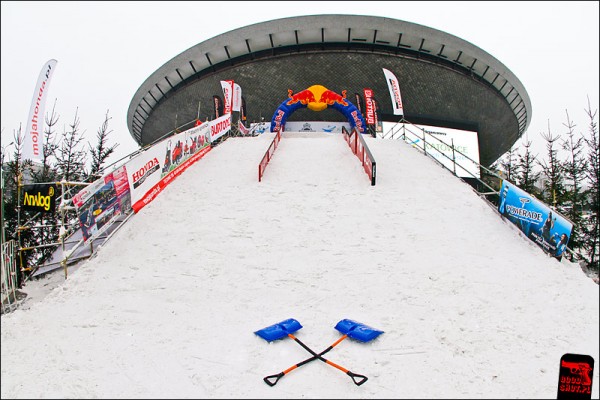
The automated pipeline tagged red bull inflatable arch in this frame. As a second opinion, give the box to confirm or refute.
[270,85,368,134]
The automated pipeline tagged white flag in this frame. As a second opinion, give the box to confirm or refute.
[382,68,404,117]
[232,83,242,112]
[23,59,58,163]
[220,80,234,115]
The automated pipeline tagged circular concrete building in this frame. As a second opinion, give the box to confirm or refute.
[127,14,531,167]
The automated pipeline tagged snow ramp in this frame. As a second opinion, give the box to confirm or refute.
[1,133,598,399]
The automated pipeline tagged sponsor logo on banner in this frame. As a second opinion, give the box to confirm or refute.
[498,180,573,261]
[73,165,131,241]
[210,114,231,142]
[382,68,404,116]
[364,88,375,125]
[23,59,58,164]
[220,80,234,114]
[22,184,57,213]
[232,83,242,112]
[132,158,160,189]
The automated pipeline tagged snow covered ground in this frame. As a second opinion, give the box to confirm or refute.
[1,132,598,399]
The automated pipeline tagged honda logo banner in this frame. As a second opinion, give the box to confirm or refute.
[22,59,57,165]
[382,68,404,117]
[232,82,242,112]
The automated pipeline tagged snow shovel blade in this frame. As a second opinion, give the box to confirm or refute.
[334,319,384,342]
[255,318,303,342]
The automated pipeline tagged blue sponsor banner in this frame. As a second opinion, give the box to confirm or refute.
[498,180,573,260]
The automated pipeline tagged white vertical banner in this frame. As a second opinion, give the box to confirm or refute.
[382,68,404,117]
[220,80,234,115]
[23,59,58,163]
[232,83,242,112]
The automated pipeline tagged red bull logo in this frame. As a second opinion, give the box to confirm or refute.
[286,89,316,106]
[319,89,348,107]
[286,85,349,111]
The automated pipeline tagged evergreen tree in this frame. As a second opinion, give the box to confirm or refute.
[88,109,119,180]
[560,109,587,256]
[54,108,88,241]
[29,100,62,266]
[580,101,599,271]
[515,134,541,197]
[2,126,35,286]
[498,144,518,184]
[538,121,566,208]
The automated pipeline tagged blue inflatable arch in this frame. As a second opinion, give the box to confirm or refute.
[270,85,368,134]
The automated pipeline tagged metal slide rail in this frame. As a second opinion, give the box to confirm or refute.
[342,127,377,186]
[258,129,282,182]
[381,120,501,195]
[381,120,590,270]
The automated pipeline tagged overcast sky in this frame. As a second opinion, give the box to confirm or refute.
[1,1,599,166]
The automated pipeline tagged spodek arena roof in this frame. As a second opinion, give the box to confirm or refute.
[127,14,531,167]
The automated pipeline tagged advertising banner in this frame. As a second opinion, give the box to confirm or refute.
[22,59,58,164]
[213,95,223,119]
[128,122,211,213]
[354,92,364,114]
[284,121,351,133]
[220,80,234,115]
[21,184,57,213]
[238,120,250,136]
[72,165,131,241]
[209,113,231,142]
[498,180,573,260]
[382,68,404,117]
[387,122,480,178]
[363,88,376,125]
[232,83,242,112]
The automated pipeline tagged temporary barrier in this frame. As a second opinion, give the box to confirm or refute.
[258,129,282,182]
[342,127,376,186]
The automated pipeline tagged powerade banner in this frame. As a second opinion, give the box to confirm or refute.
[270,85,367,134]
[22,184,57,213]
[22,59,57,164]
[498,180,573,261]
[72,165,131,241]
[127,122,212,213]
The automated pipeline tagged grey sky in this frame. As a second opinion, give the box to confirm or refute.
[1,1,598,165]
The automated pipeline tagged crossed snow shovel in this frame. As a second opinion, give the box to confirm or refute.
[255,318,383,386]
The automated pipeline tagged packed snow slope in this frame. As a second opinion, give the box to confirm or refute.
[1,132,598,399]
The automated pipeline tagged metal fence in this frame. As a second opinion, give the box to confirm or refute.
[1,240,18,314]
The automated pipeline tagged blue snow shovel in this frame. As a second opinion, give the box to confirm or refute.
[256,318,383,386]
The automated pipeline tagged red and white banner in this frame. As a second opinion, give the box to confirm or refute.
[209,113,231,142]
[220,80,234,114]
[363,88,376,125]
[238,120,250,136]
[22,59,58,164]
[382,68,404,117]
[126,122,212,213]
[232,83,242,112]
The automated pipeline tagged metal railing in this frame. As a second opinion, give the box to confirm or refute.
[342,127,377,186]
[258,129,282,182]
[381,119,502,197]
